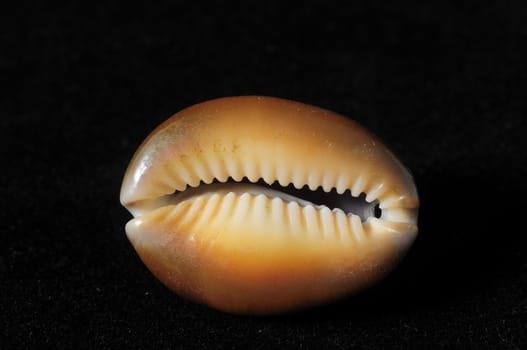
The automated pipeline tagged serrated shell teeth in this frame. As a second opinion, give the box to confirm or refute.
[336,177,349,194]
[351,176,365,197]
[307,174,319,191]
[120,96,419,315]
[366,183,385,203]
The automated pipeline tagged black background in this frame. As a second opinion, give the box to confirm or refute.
[2,1,526,349]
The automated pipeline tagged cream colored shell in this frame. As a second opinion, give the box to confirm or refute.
[120,96,419,314]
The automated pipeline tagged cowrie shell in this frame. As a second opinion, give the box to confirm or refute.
[120,96,419,314]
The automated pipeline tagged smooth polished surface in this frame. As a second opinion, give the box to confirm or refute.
[120,96,419,314]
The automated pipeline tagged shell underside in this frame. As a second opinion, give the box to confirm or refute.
[120,96,419,314]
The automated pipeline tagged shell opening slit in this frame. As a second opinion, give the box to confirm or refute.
[120,96,419,315]
[133,177,381,223]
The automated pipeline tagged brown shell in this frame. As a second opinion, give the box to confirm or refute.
[120,96,419,314]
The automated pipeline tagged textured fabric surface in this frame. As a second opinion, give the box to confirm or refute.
[2,2,525,348]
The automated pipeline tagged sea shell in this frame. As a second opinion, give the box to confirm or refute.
[120,96,419,314]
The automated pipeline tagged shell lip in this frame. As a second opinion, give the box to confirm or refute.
[121,174,419,229]
[120,95,419,231]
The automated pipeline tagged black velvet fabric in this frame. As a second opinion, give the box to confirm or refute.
[2,2,525,348]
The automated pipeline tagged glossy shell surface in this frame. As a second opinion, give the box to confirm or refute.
[120,96,419,314]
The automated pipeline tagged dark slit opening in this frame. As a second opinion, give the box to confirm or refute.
[207,177,382,221]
